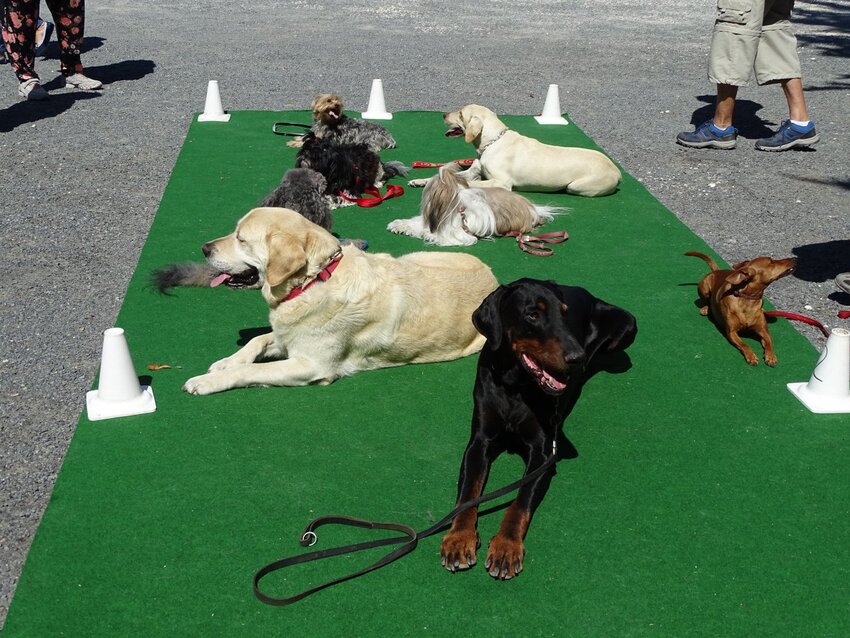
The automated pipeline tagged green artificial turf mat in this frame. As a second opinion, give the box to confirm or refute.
[4,111,849,637]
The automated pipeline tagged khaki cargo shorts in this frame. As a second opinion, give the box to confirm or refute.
[708,0,802,85]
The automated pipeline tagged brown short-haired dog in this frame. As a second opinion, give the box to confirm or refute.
[686,251,797,366]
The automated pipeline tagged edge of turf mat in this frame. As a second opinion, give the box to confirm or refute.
[5,111,849,637]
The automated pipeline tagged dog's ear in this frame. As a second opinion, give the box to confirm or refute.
[554,284,637,361]
[587,298,638,360]
[464,116,483,144]
[726,269,751,287]
[731,259,750,271]
[472,286,507,350]
[265,232,307,291]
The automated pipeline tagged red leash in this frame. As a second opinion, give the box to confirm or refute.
[764,310,832,338]
[338,184,405,208]
[504,230,569,256]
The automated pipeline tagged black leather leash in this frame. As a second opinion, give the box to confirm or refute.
[253,444,558,606]
[272,121,311,136]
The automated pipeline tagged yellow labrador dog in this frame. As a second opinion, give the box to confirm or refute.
[182,207,498,395]
[409,104,621,197]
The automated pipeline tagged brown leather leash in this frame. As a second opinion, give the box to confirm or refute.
[411,159,476,168]
[504,230,569,256]
[253,446,558,606]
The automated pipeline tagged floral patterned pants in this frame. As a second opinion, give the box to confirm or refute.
[1,0,86,82]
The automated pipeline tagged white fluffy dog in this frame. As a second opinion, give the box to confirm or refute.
[388,163,563,246]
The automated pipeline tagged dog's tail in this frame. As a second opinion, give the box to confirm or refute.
[381,160,410,179]
[150,262,218,294]
[685,251,721,271]
[531,204,569,225]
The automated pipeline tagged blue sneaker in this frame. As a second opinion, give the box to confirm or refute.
[676,120,738,149]
[755,120,819,151]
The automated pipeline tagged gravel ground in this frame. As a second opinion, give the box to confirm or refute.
[0,0,847,628]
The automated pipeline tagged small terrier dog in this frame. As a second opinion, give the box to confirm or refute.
[686,251,797,366]
[287,93,397,153]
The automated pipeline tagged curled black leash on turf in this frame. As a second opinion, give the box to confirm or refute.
[272,121,311,137]
[253,446,558,606]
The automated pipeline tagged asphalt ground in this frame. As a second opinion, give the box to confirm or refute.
[0,0,847,628]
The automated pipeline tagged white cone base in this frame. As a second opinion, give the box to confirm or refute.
[534,114,569,126]
[362,110,392,120]
[86,385,156,421]
[198,112,231,122]
[787,382,850,414]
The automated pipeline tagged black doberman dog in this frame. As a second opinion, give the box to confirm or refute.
[441,278,637,579]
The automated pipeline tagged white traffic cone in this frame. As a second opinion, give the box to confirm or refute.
[534,84,569,126]
[198,80,231,122]
[787,327,850,413]
[361,79,392,120]
[86,328,156,421]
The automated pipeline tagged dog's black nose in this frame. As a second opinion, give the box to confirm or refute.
[202,242,212,258]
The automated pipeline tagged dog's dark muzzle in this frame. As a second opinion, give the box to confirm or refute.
[516,343,583,396]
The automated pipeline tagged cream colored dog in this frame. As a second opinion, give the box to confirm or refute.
[182,207,498,395]
[409,104,621,197]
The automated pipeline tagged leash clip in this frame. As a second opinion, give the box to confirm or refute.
[300,531,318,547]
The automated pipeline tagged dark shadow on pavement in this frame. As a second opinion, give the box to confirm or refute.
[0,91,101,132]
[0,50,154,132]
[794,0,850,60]
[783,174,850,191]
[690,94,775,139]
[792,240,850,284]
[39,36,106,60]
[41,59,156,91]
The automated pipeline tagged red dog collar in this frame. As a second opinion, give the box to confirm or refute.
[279,251,343,304]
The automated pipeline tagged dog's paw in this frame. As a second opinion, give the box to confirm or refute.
[765,353,778,367]
[407,178,429,188]
[183,372,229,396]
[286,139,304,148]
[386,219,413,236]
[208,355,248,373]
[485,535,525,580]
[440,530,480,573]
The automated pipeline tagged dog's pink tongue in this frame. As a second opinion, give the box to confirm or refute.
[210,273,231,288]
[522,353,567,391]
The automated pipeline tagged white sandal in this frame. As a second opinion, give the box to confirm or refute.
[18,77,49,100]
[62,72,103,90]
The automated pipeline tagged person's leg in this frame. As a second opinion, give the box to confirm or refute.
[782,77,809,122]
[2,0,49,98]
[2,0,39,81]
[44,0,100,88]
[713,83,739,129]
[753,0,818,150]
[677,0,765,148]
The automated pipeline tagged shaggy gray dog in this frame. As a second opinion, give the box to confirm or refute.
[259,167,332,230]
